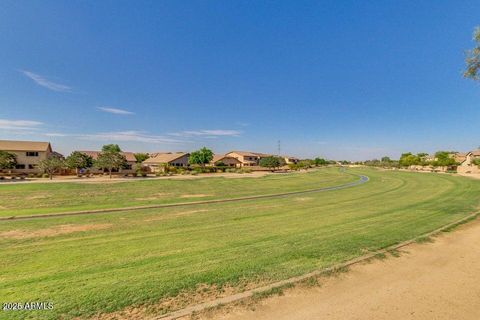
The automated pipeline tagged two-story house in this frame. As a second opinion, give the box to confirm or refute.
[0,140,53,173]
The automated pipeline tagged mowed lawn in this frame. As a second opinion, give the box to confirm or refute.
[0,169,355,217]
[1,169,480,320]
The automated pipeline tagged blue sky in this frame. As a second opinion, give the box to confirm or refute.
[0,1,479,160]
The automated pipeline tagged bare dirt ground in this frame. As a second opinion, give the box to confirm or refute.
[206,219,480,320]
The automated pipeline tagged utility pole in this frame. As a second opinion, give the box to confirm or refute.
[277,140,281,157]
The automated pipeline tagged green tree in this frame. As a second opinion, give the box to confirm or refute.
[259,156,284,171]
[432,151,456,167]
[381,156,391,163]
[102,144,122,153]
[314,157,327,166]
[65,151,93,175]
[188,147,214,168]
[399,152,429,167]
[215,161,226,167]
[134,153,149,163]
[38,156,65,180]
[399,153,417,167]
[464,26,480,80]
[95,145,127,178]
[0,151,17,170]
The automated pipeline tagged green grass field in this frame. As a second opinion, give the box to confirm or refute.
[0,169,356,217]
[1,168,479,319]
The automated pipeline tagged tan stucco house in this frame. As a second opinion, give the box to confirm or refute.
[452,152,468,164]
[143,152,190,172]
[209,154,242,167]
[457,150,480,174]
[283,156,299,164]
[225,151,274,166]
[0,140,53,173]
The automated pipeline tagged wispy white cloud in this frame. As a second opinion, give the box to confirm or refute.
[77,131,184,144]
[44,132,69,137]
[97,107,135,115]
[170,129,242,138]
[0,119,44,131]
[20,70,72,92]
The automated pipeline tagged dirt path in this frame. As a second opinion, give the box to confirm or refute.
[209,219,480,320]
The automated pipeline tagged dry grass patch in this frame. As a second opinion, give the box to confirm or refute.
[180,194,212,198]
[135,193,172,201]
[26,194,51,200]
[144,209,210,222]
[0,224,112,239]
[294,197,313,202]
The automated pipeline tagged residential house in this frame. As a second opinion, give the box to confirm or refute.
[78,151,136,173]
[209,154,242,167]
[283,156,299,164]
[143,152,190,172]
[451,152,468,164]
[0,140,53,173]
[457,150,480,174]
[225,151,273,166]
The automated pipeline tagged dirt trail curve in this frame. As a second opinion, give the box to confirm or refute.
[210,219,480,320]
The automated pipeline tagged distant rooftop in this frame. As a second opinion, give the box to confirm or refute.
[0,140,52,152]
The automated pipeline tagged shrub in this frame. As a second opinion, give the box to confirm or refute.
[42,173,50,178]
[167,167,178,174]
[193,167,203,173]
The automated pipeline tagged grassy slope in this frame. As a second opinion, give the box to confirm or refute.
[0,169,479,319]
[0,169,355,217]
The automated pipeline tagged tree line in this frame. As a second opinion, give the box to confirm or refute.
[361,151,461,168]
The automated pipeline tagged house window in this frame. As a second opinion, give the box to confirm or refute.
[26,152,39,157]
[15,164,26,169]
[28,164,38,169]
